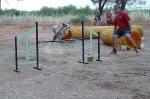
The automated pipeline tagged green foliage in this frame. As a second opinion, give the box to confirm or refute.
[58,5,76,15]
[91,0,147,11]
[0,8,30,17]
[0,9,12,15]
[30,4,90,17]
[0,4,96,16]
[38,6,55,16]
[0,4,149,24]
[13,10,20,16]
[70,14,91,23]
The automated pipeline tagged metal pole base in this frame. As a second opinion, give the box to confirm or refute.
[78,61,89,64]
[14,69,20,72]
[96,59,102,62]
[33,66,42,70]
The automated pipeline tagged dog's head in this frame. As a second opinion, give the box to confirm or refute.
[61,23,70,30]
[58,23,70,34]
[59,23,70,36]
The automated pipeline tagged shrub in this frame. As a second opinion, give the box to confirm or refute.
[70,14,91,23]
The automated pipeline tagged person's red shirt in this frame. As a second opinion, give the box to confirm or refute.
[113,11,131,29]
[106,12,112,18]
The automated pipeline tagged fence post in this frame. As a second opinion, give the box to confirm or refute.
[34,22,42,70]
[14,37,20,72]
[79,21,88,64]
[96,32,102,61]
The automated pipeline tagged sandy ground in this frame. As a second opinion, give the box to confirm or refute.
[0,22,150,99]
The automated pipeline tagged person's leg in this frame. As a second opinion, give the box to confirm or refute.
[124,29,140,54]
[112,34,119,50]
[124,33,140,53]
[124,33,136,47]
[109,30,120,54]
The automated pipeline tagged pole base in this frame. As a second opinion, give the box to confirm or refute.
[33,66,42,70]
[14,69,20,72]
[78,61,89,64]
[96,59,102,62]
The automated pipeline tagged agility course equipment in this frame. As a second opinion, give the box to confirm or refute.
[15,22,79,72]
[131,25,144,37]
[100,28,142,49]
[63,26,112,39]
[14,23,42,72]
[125,31,142,49]
[61,25,144,40]
[36,21,102,65]
[14,22,143,72]
[116,45,127,51]
[79,21,102,64]
[61,25,143,50]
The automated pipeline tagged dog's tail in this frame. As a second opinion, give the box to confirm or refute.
[52,25,58,34]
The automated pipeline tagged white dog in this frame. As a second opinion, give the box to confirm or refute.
[51,23,70,46]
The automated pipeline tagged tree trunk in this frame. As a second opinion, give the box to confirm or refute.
[99,4,103,15]
[121,0,126,10]
[98,0,108,15]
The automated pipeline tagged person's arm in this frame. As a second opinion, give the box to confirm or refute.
[113,16,117,33]
[123,11,131,31]
[127,20,131,32]
[114,25,117,33]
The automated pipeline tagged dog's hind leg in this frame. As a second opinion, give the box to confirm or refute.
[57,37,61,45]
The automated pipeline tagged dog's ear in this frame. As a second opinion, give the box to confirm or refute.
[62,23,65,25]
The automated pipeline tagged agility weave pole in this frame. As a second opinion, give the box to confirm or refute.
[14,22,42,72]
[79,21,102,64]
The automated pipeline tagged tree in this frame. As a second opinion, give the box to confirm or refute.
[113,0,146,10]
[91,0,146,14]
[91,0,108,14]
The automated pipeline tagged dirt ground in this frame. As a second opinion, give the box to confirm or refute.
[0,22,150,99]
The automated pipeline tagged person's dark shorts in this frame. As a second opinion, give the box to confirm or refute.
[114,28,131,38]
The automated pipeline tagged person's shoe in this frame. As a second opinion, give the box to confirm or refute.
[109,50,117,54]
[134,48,140,54]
